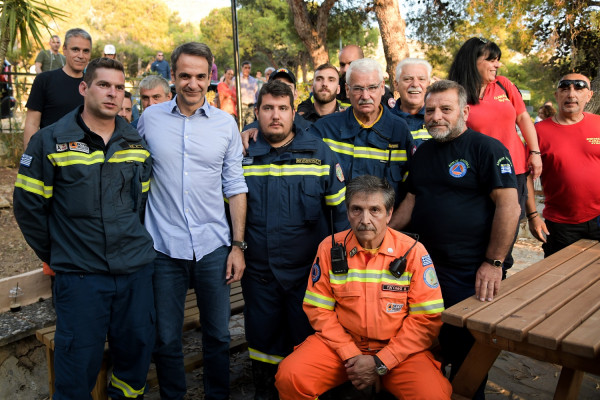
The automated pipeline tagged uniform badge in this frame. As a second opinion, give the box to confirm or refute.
[56,143,68,152]
[382,284,409,293]
[349,247,358,258]
[311,259,321,284]
[421,254,432,267]
[423,267,439,289]
[242,156,254,165]
[20,154,33,167]
[386,303,404,313]
[449,161,467,178]
[335,163,345,182]
[500,164,512,174]
[387,97,396,108]
[69,141,90,154]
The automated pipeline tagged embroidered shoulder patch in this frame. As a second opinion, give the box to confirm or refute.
[20,154,33,167]
[311,260,321,284]
[421,254,432,266]
[423,267,439,289]
[335,163,345,182]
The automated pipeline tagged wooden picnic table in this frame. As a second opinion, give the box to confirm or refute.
[442,239,600,400]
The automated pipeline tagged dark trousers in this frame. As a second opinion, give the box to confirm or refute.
[543,216,600,257]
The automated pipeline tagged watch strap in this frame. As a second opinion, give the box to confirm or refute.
[484,257,503,268]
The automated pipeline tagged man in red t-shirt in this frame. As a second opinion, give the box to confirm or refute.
[526,73,599,256]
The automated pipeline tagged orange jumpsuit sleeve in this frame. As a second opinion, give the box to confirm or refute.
[375,241,444,370]
[303,235,363,361]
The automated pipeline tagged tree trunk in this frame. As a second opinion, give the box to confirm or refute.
[373,0,408,95]
[585,66,600,114]
[286,0,337,67]
[0,21,10,66]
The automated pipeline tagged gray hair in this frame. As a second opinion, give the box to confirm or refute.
[171,42,213,75]
[64,28,92,48]
[346,58,384,85]
[425,79,468,110]
[395,58,432,82]
[139,75,170,96]
[265,67,275,75]
[346,175,395,214]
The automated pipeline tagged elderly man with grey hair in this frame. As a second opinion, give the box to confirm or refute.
[310,58,415,206]
[131,74,172,128]
[391,58,433,146]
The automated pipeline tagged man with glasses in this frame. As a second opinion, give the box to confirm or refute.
[526,73,600,257]
[310,58,414,206]
[151,51,171,81]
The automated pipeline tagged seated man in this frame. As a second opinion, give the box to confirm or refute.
[276,175,451,400]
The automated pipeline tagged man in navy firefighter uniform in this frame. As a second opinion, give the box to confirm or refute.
[13,58,155,400]
[310,58,415,206]
[242,80,348,399]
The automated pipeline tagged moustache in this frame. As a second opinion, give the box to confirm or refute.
[358,99,374,105]
[356,224,376,232]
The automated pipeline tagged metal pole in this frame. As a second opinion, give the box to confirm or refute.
[231,0,243,131]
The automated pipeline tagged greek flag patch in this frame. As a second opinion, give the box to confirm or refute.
[421,254,432,266]
[500,164,512,174]
[20,154,33,167]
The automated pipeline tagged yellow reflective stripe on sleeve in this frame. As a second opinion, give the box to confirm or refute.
[47,150,105,166]
[412,128,432,141]
[248,347,284,364]
[15,174,53,198]
[110,373,145,398]
[325,186,346,206]
[243,164,330,177]
[108,149,150,163]
[304,290,335,310]
[409,299,445,315]
[329,268,412,285]
[322,139,407,162]
[142,179,150,193]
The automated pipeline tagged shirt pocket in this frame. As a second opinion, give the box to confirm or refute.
[301,177,322,224]
[379,290,408,317]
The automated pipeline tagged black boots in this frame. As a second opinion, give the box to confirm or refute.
[251,360,279,400]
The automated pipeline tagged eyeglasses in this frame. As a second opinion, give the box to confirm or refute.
[349,82,381,95]
[557,79,589,90]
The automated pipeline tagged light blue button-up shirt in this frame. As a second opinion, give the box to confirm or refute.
[138,96,247,260]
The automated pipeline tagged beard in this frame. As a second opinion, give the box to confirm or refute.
[314,89,337,104]
[427,118,466,143]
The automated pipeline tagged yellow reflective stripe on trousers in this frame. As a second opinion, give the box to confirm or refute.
[110,373,145,398]
[325,186,345,206]
[248,347,284,364]
[329,269,412,285]
[243,164,330,177]
[142,179,150,193]
[304,290,335,310]
[108,149,150,163]
[322,139,407,162]
[412,128,431,141]
[409,298,445,315]
[14,174,53,198]
[47,150,105,166]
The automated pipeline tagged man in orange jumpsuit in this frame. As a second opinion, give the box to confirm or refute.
[275,175,451,399]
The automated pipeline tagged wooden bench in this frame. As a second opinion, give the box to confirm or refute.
[442,239,600,400]
[36,281,245,400]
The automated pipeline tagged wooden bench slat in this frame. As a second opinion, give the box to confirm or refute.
[527,280,600,350]
[442,240,599,328]
[495,262,600,341]
[560,304,600,358]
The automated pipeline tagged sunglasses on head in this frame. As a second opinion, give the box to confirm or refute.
[557,79,589,90]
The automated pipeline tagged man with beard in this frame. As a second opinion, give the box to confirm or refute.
[297,63,343,122]
[391,80,520,398]
[390,58,433,147]
[243,80,347,399]
[310,58,414,206]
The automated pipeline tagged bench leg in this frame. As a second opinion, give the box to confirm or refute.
[553,367,583,400]
[45,346,55,398]
[451,342,500,399]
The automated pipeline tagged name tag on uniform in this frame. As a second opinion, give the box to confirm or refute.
[242,157,254,165]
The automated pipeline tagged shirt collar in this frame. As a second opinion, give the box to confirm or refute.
[169,95,211,118]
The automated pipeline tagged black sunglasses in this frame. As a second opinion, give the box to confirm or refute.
[557,79,589,90]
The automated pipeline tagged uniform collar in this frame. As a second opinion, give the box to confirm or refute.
[345,227,398,260]
[248,127,318,157]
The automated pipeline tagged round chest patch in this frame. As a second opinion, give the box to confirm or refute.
[311,262,321,283]
[423,267,439,289]
[449,161,467,178]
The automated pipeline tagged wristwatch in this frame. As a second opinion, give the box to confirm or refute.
[484,257,503,268]
[373,355,388,376]
[232,241,248,251]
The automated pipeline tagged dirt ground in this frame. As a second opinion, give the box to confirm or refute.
[1,166,599,399]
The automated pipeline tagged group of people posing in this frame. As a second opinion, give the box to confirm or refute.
[13,28,599,400]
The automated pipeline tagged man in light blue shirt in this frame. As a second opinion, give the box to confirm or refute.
[138,42,248,400]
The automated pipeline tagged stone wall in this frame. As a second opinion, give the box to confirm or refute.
[0,335,49,400]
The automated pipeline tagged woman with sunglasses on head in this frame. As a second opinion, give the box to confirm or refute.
[448,37,542,262]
